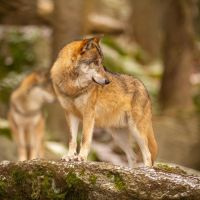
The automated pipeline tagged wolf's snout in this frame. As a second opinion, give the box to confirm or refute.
[92,76,110,85]
[104,79,110,85]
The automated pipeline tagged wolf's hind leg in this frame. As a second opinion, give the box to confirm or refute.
[62,113,79,161]
[108,128,137,168]
[128,118,152,167]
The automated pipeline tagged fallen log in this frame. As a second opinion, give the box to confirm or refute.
[0,159,199,199]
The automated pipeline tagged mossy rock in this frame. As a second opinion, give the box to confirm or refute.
[0,160,199,200]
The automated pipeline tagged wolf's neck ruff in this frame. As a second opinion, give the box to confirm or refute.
[54,81,92,99]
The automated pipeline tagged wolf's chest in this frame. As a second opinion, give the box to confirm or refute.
[12,110,41,127]
[74,93,90,113]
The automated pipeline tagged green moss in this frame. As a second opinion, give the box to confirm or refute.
[40,176,65,200]
[65,171,89,200]
[0,181,6,197]
[107,172,126,191]
[10,165,67,200]
[89,175,97,185]
[12,168,28,184]
[113,175,126,191]
[80,168,85,177]
[156,163,187,175]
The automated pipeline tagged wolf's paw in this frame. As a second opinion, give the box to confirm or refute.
[61,153,78,162]
[61,153,86,162]
[75,155,85,162]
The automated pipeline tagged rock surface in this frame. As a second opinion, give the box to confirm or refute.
[0,160,199,199]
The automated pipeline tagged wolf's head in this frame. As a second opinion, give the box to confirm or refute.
[21,71,55,104]
[54,37,110,86]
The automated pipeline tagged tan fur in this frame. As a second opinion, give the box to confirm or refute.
[8,71,55,161]
[51,38,158,167]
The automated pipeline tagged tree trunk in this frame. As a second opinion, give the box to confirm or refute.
[159,0,196,113]
[0,0,38,25]
[0,160,200,199]
[52,0,85,60]
[128,0,163,59]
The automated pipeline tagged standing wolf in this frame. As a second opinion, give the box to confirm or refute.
[51,37,158,167]
[8,71,55,161]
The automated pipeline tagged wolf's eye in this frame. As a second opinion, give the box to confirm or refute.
[94,60,99,65]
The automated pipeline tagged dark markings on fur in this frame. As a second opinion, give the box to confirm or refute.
[69,70,79,80]
[131,90,140,106]
[117,76,129,93]
[55,82,89,99]
[79,52,99,66]
[79,59,95,66]
[142,97,149,111]
[94,43,103,59]
[124,111,129,125]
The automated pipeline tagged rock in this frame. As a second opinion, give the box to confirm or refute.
[0,159,199,199]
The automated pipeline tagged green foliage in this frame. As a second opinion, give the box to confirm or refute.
[102,36,127,56]
[88,150,100,162]
[0,30,36,79]
[0,29,37,104]
[133,48,149,65]
[103,55,125,74]
[193,91,200,113]
[0,127,11,139]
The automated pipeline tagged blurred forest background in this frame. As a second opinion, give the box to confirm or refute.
[0,0,200,171]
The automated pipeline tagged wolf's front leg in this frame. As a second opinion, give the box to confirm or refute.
[18,128,27,161]
[79,113,95,161]
[62,113,80,161]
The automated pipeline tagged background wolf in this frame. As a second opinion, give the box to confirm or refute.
[8,71,55,161]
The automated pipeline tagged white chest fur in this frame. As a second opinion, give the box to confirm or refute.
[74,92,90,114]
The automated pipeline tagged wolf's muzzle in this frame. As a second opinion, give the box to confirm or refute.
[104,79,110,85]
[92,77,110,85]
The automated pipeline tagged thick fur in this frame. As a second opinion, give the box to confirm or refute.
[8,71,55,161]
[51,38,158,167]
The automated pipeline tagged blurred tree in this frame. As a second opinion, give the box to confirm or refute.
[49,0,87,144]
[128,0,163,59]
[52,0,85,60]
[159,0,197,113]
[0,0,38,25]
[0,29,37,116]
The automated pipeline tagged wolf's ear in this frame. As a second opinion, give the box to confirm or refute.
[80,38,94,54]
[93,37,101,44]
[80,37,102,54]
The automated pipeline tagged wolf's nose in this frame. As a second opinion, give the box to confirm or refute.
[105,79,110,85]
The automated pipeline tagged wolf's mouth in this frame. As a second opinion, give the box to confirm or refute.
[92,77,104,85]
[92,77,110,85]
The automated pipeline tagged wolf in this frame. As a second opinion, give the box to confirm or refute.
[51,37,158,167]
[8,70,55,161]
